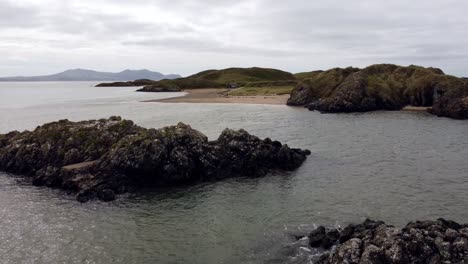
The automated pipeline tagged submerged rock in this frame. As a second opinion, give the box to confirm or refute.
[296,218,468,263]
[0,117,310,202]
[288,64,468,119]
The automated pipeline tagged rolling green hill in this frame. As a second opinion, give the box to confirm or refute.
[138,67,297,92]
[188,67,295,83]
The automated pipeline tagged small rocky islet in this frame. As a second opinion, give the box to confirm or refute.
[294,218,468,263]
[0,117,310,202]
[95,79,182,92]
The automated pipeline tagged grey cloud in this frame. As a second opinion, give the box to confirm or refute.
[123,37,304,57]
[1,0,468,76]
[0,1,42,28]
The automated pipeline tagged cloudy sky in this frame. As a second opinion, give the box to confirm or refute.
[1,0,467,77]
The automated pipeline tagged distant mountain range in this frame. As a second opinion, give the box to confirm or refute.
[0,69,181,82]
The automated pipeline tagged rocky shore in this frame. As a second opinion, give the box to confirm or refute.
[0,117,310,202]
[294,218,468,263]
[288,64,468,120]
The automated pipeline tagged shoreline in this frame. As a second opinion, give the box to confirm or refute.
[143,88,290,105]
[143,89,433,112]
[401,106,431,112]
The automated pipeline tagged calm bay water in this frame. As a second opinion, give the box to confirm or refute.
[0,82,467,263]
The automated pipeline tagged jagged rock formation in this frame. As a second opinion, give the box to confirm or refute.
[295,218,468,263]
[288,64,468,119]
[0,117,310,202]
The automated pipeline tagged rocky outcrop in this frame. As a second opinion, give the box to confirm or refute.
[288,64,468,119]
[430,80,468,119]
[295,218,468,263]
[0,117,310,202]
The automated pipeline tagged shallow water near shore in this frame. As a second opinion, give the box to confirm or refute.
[1,82,468,263]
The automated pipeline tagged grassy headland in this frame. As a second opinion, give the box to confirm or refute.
[288,64,468,119]
[135,67,297,92]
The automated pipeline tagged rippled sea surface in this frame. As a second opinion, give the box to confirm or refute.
[1,82,467,263]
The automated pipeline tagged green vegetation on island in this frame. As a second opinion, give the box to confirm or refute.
[96,67,298,93]
[288,64,468,119]
[187,67,295,83]
[136,67,297,92]
[228,86,294,96]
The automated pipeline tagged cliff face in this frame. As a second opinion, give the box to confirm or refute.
[0,117,310,202]
[288,64,468,119]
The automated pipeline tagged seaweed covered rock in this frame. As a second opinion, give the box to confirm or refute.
[0,117,310,202]
[296,218,468,263]
[288,64,468,119]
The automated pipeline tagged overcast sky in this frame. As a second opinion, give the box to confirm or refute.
[1,0,467,77]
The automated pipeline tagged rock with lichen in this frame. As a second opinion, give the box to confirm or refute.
[294,218,468,263]
[0,117,310,202]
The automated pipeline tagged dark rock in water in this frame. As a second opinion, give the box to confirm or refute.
[95,79,156,87]
[0,117,310,202]
[288,64,468,119]
[98,189,116,202]
[136,86,182,92]
[303,218,468,264]
[309,226,327,247]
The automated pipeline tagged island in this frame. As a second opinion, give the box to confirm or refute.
[96,67,298,103]
[95,65,468,119]
[288,64,468,119]
[0,117,310,202]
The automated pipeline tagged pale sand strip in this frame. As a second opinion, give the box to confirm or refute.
[144,89,432,110]
[62,160,97,171]
[402,106,431,112]
[143,88,290,105]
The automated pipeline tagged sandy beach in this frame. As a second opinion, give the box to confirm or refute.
[402,106,431,112]
[144,88,290,105]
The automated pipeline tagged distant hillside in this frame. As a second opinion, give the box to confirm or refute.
[188,67,295,83]
[136,67,297,92]
[0,69,181,82]
[295,70,326,80]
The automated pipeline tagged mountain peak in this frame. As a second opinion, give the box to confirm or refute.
[0,69,182,82]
